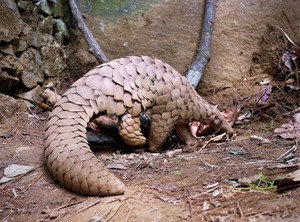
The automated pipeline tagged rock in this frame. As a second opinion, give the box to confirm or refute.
[0,71,19,92]
[0,93,19,122]
[53,0,66,18]
[36,0,52,16]
[22,24,32,35]
[20,48,44,89]
[0,44,14,56]
[41,34,66,78]
[15,85,43,103]
[12,37,28,53]
[0,53,24,77]
[54,19,69,39]
[26,29,43,48]
[17,0,34,11]
[0,0,24,42]
[38,16,54,35]
[53,31,64,44]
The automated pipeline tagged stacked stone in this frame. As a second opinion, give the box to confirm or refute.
[0,0,70,91]
[0,0,70,121]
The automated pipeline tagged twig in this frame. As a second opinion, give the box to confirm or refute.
[190,185,219,199]
[125,203,135,222]
[236,201,244,219]
[76,199,102,213]
[19,172,43,195]
[69,0,108,63]
[271,25,298,48]
[199,159,218,168]
[185,188,193,218]
[276,145,298,161]
[178,169,212,188]
[46,199,86,214]
[105,202,126,221]
[186,0,217,87]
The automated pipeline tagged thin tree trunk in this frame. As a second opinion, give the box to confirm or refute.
[186,0,217,88]
[69,0,108,63]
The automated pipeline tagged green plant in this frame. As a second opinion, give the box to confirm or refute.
[259,118,276,132]
[174,169,182,176]
[238,172,277,191]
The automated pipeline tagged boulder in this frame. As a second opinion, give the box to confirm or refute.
[36,0,52,16]
[17,0,34,11]
[12,37,28,53]
[54,18,69,39]
[0,53,24,77]
[0,0,24,42]
[41,34,66,77]
[0,44,14,56]
[38,16,54,35]
[20,48,44,89]
[23,25,43,48]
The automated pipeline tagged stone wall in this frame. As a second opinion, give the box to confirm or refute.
[0,0,72,93]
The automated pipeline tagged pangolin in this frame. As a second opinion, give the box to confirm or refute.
[44,56,233,196]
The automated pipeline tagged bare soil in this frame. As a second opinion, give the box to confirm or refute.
[1,62,300,221]
[1,1,300,222]
[1,95,300,222]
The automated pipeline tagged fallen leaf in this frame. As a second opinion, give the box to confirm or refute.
[222,105,241,126]
[0,164,35,184]
[274,113,300,139]
[204,182,219,189]
[4,164,34,178]
[0,176,14,184]
[280,49,297,72]
[259,78,271,85]
[236,112,252,124]
[250,135,271,144]
[256,85,272,105]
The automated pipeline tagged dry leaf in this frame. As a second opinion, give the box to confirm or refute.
[256,85,272,105]
[274,113,300,139]
[250,135,271,144]
[259,78,271,85]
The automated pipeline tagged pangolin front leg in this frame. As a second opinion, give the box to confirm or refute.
[147,112,175,152]
[118,113,147,147]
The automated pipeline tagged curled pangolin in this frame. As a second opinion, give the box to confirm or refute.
[44,56,233,196]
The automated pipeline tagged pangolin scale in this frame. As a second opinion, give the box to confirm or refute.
[44,56,233,196]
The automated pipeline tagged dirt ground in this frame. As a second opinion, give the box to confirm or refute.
[1,1,300,222]
[1,58,300,221]
[1,87,300,222]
